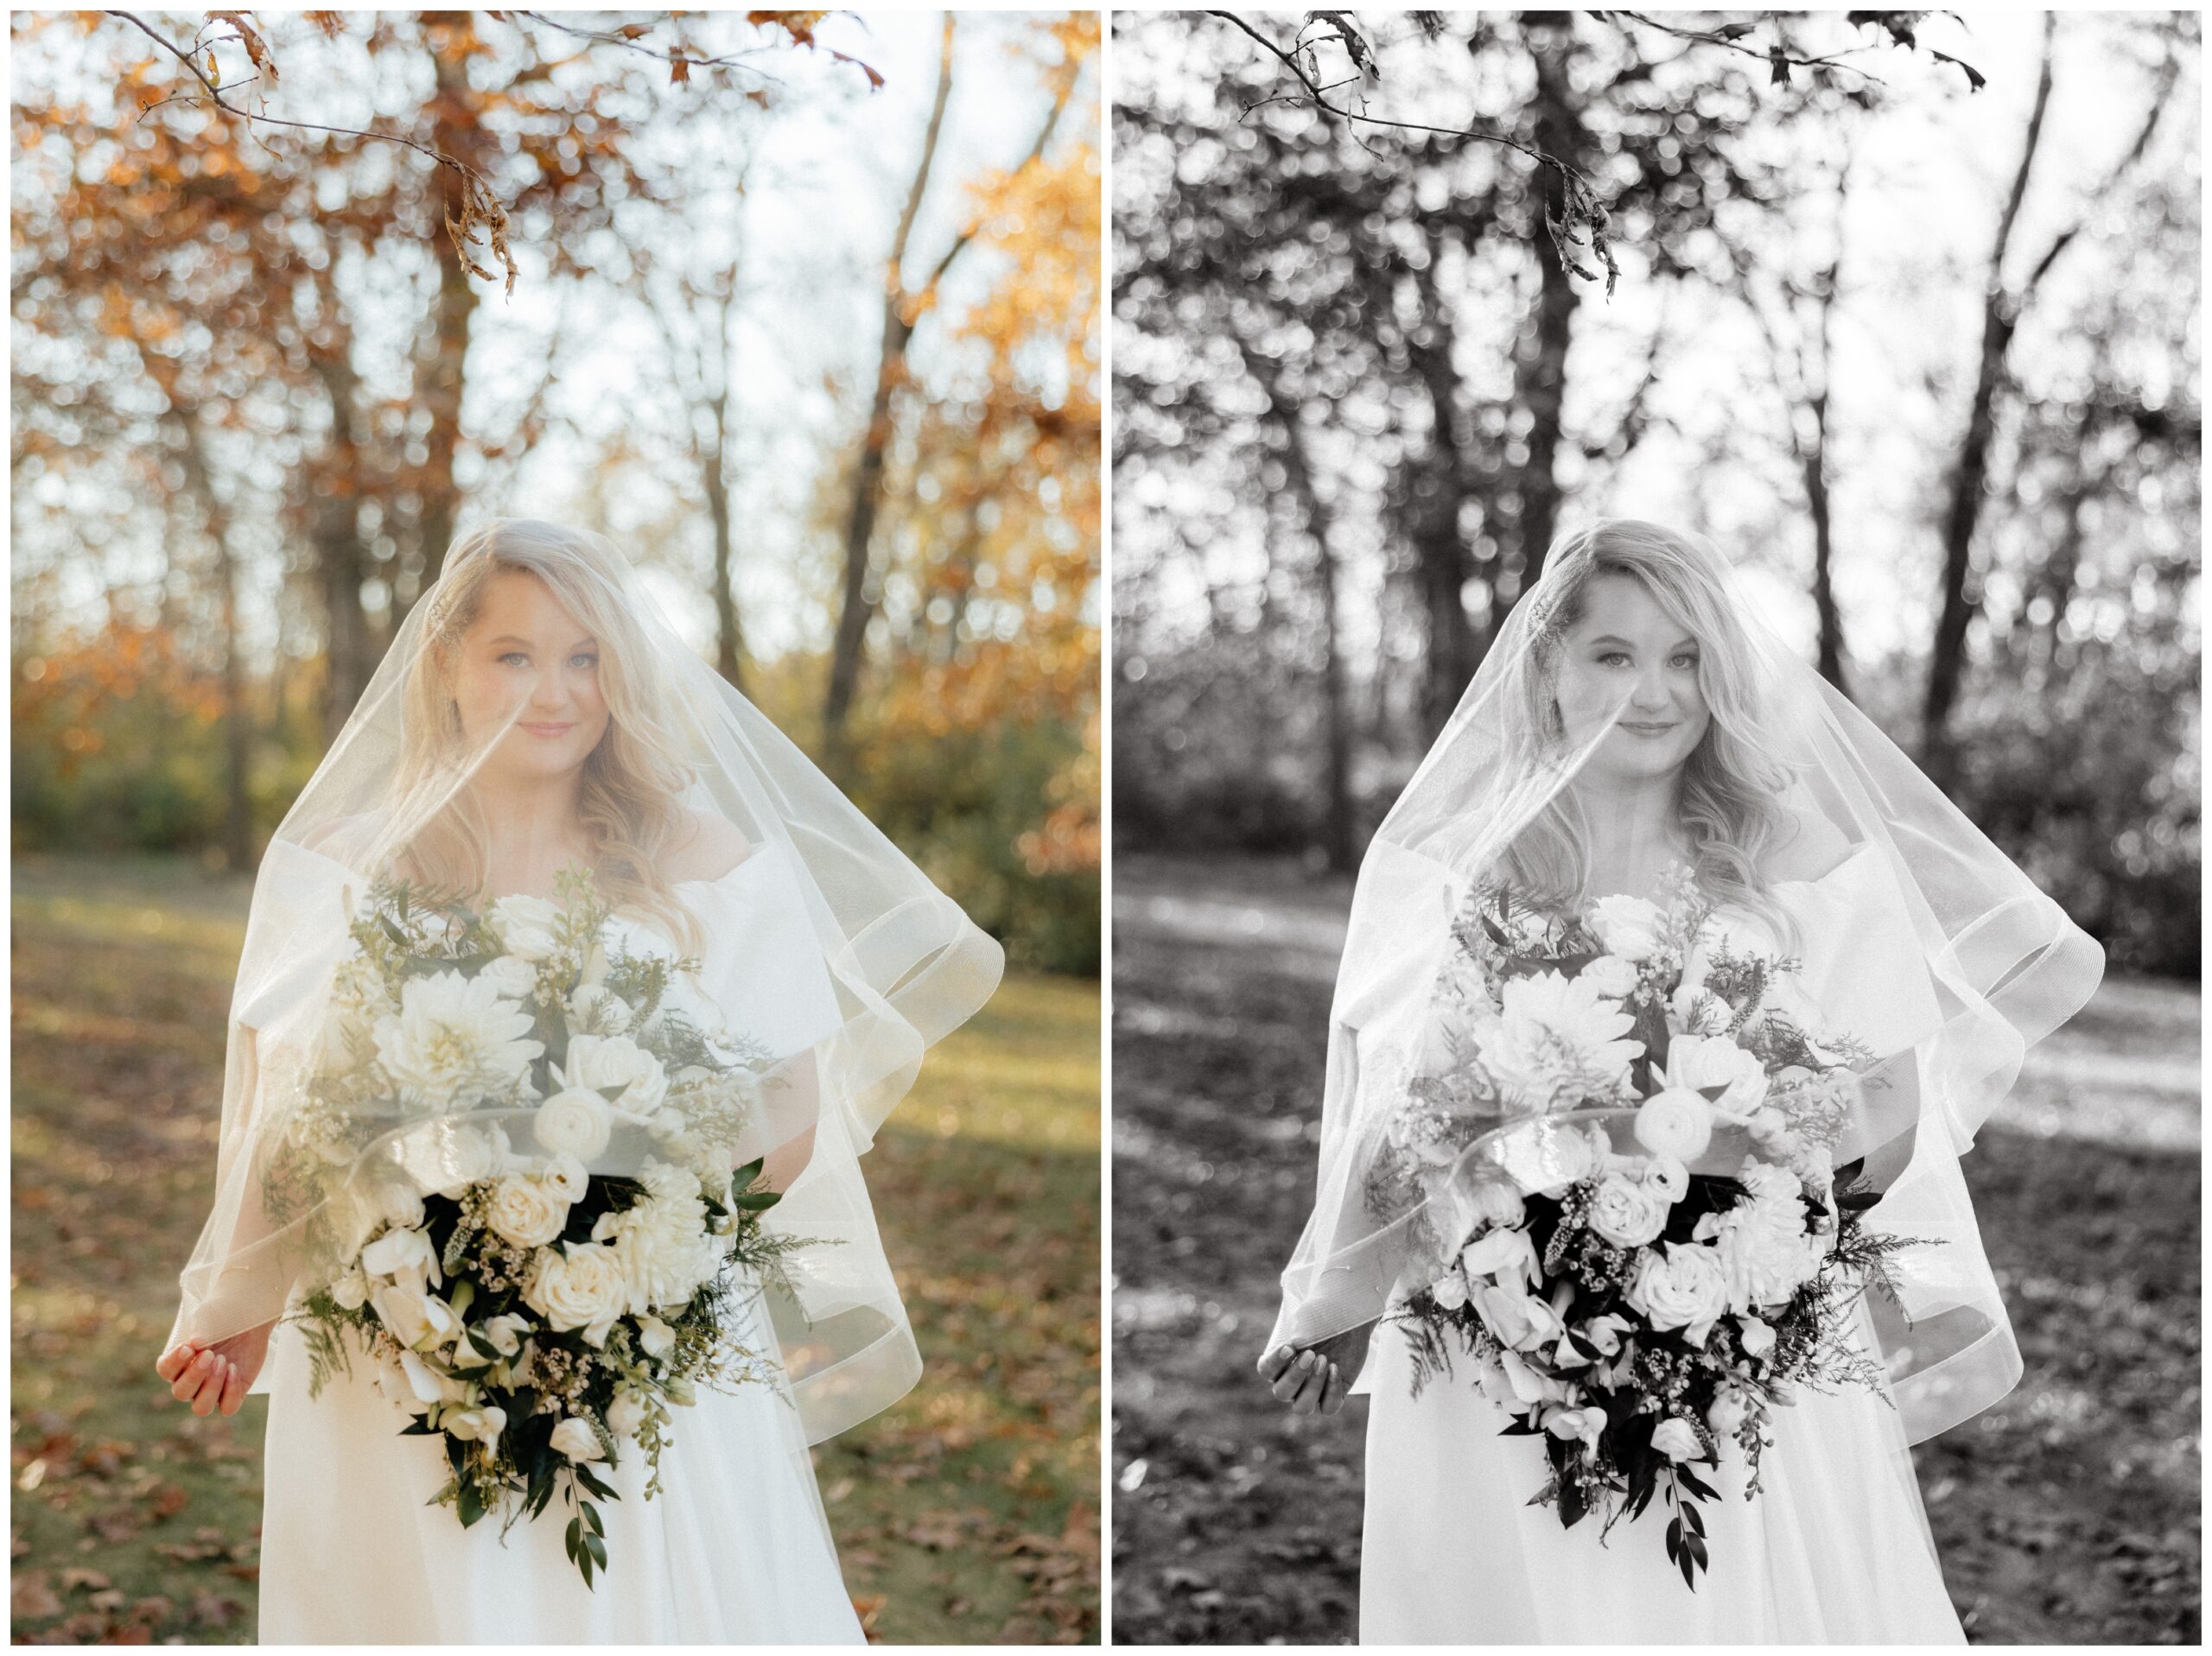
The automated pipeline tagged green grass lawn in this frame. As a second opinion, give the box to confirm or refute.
[1111,852,2199,1646]
[10,853,1100,1646]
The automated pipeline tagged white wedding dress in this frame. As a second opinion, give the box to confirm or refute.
[1358,848,1967,1645]
[253,848,865,1645]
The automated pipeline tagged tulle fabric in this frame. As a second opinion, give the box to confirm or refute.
[165,519,1003,1444]
[257,1284,862,1645]
[1268,519,2104,1444]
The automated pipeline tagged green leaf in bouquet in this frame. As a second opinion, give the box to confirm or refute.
[1694,1083,1732,1106]
[467,1326,502,1362]
[1675,1462,1719,1504]
[457,1479,486,1528]
[565,1514,582,1563]
[398,1416,439,1436]
[575,1463,618,1502]
[731,1189,781,1213]
[582,1502,604,1538]
[730,1158,766,1192]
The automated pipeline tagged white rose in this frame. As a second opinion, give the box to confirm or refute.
[360,1225,440,1285]
[1641,1154,1689,1202]
[487,894,563,962]
[1543,1405,1607,1450]
[1588,894,1665,962]
[1663,1033,1770,1115]
[1459,1226,1539,1289]
[1578,1311,1633,1357]
[1586,1171,1669,1249]
[486,1174,569,1249]
[330,1266,370,1310]
[1429,1270,1471,1311]
[1634,1089,1714,1162]
[566,1035,670,1119]
[1580,955,1641,1000]
[535,1087,613,1161]
[541,1152,589,1202]
[1707,1388,1751,1436]
[1624,1242,1730,1342]
[482,1312,533,1358]
[549,1416,607,1462]
[606,1390,647,1438]
[1471,1281,1565,1352]
[1650,1417,1705,1462]
[524,1242,631,1347]
[444,1405,506,1447]
[479,955,539,1002]
[636,1314,677,1359]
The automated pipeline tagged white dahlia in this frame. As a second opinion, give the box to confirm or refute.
[374,969,543,1107]
[1483,969,1643,1112]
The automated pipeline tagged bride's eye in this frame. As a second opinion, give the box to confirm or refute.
[1671,653,1699,670]
[1597,650,1631,668]
[571,653,599,670]
[498,650,531,668]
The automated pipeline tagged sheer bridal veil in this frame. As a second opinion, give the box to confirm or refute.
[167,519,1004,1443]
[1268,519,2103,1443]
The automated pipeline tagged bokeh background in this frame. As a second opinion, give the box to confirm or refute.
[1109,10,2198,1646]
[12,10,1098,1644]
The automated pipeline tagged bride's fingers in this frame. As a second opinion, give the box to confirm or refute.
[1268,1350,1316,1404]
[1317,1362,1345,1415]
[1255,1344,1295,1384]
[155,1343,196,1383]
[169,1348,216,1402]
[219,1358,251,1416]
[190,1358,228,1416]
[1292,1357,1333,1416]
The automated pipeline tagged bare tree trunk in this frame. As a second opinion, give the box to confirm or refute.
[170,409,253,872]
[407,12,488,614]
[1923,19,2056,784]
[309,347,374,735]
[823,16,957,751]
[702,383,742,690]
[1497,13,1583,633]
[1243,344,1354,872]
[1802,431,1847,693]
[1402,259,1478,739]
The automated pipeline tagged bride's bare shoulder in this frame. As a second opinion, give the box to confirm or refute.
[1759,807,1856,885]
[664,809,755,884]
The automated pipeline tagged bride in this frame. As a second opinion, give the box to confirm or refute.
[152,519,1002,1642]
[1256,520,2102,1642]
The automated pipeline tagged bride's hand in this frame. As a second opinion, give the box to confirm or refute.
[1256,1321,1374,1417]
[155,1322,273,1418]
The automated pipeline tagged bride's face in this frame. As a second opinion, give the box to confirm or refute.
[1552,573,1711,784]
[449,569,611,787]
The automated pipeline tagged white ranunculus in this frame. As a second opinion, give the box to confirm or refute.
[535,1087,613,1162]
[1634,1089,1714,1162]
[479,955,540,1003]
[1707,1388,1751,1436]
[1579,954,1641,1000]
[1641,1154,1690,1202]
[606,1389,647,1438]
[482,1312,533,1358]
[1650,1417,1705,1462]
[1624,1242,1730,1342]
[549,1416,607,1462]
[374,969,543,1105]
[524,1242,629,1347]
[330,1266,370,1310]
[487,894,563,962]
[1586,1171,1669,1249]
[541,1152,589,1203]
[1460,1226,1539,1289]
[566,1035,670,1119]
[360,1225,440,1285]
[1663,1033,1771,1115]
[636,1314,677,1359]
[1429,1269,1471,1311]
[486,1174,569,1249]
[1588,894,1666,962]
[1578,1311,1634,1357]
[1484,971,1643,1112]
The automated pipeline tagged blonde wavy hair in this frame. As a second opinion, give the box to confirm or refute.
[382,519,705,952]
[1502,520,1799,942]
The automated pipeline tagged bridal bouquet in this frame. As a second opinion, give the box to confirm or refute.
[1372,869,1912,1589]
[264,868,798,1588]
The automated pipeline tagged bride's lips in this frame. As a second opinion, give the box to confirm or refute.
[518,720,576,738]
[1618,720,1678,736]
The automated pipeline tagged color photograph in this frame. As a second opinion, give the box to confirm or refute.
[12,10,1099,1645]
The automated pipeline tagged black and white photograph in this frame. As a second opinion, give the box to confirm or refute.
[1109,10,2198,1646]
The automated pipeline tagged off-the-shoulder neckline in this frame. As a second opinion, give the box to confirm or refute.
[1764,840,1878,892]
[268,832,777,899]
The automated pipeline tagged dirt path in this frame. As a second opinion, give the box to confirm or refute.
[1110,853,2199,1646]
